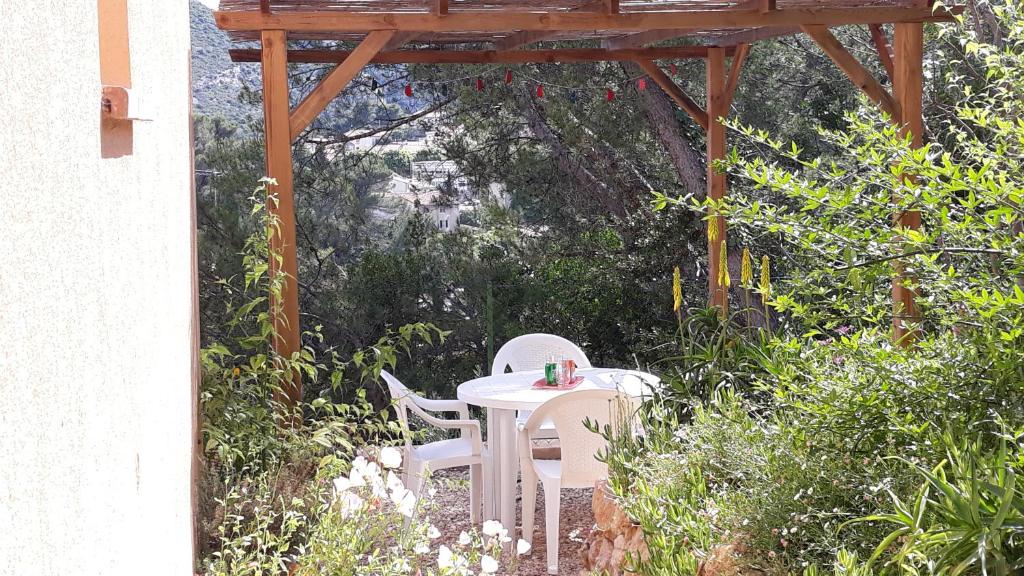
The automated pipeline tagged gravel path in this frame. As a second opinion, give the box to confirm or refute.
[426,469,594,575]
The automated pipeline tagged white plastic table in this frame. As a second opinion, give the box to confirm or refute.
[456,367,659,541]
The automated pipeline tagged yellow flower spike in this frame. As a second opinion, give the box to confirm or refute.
[741,247,753,287]
[759,255,772,306]
[707,216,719,243]
[718,246,731,288]
[672,266,683,312]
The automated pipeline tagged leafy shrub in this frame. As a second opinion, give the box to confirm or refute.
[198,182,448,573]
[606,5,1024,576]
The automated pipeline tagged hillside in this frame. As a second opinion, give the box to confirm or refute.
[190,1,262,127]
[190,1,416,133]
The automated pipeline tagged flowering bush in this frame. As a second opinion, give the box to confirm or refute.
[298,446,530,576]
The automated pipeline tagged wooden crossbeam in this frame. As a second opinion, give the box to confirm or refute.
[384,31,421,50]
[603,30,688,50]
[603,0,619,13]
[259,0,270,13]
[289,31,395,139]
[759,0,776,13]
[869,24,896,81]
[215,7,960,34]
[433,0,448,16]
[801,25,899,120]
[715,25,798,46]
[495,0,607,51]
[723,42,750,109]
[231,45,726,64]
[636,59,708,130]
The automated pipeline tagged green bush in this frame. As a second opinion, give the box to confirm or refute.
[606,5,1024,576]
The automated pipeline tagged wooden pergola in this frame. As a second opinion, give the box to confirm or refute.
[214,0,959,405]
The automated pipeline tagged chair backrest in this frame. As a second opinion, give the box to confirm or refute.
[522,389,636,488]
[491,333,592,375]
[380,370,416,451]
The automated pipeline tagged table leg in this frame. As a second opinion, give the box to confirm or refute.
[484,407,499,520]
[496,408,519,544]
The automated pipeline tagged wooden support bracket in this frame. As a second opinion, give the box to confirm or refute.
[723,42,750,110]
[289,30,396,140]
[801,24,900,121]
[869,24,896,82]
[636,59,708,130]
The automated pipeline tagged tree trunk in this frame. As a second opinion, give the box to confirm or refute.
[623,62,706,199]
[513,87,629,220]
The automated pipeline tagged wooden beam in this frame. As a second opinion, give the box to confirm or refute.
[495,0,608,50]
[723,42,749,109]
[706,46,729,312]
[604,30,689,49]
[288,30,395,139]
[495,31,562,50]
[260,29,302,409]
[801,25,900,120]
[891,22,924,344]
[636,59,709,130]
[759,0,776,12]
[259,0,270,13]
[433,0,448,16]
[383,31,420,50]
[231,45,724,64]
[215,6,960,34]
[603,0,619,14]
[869,24,896,82]
[715,25,798,46]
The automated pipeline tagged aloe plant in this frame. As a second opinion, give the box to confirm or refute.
[851,435,1024,576]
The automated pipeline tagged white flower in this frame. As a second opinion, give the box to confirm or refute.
[333,475,352,493]
[482,520,504,537]
[396,488,417,517]
[414,541,431,555]
[338,491,364,519]
[428,525,441,539]
[458,531,472,546]
[438,545,455,569]
[387,471,406,493]
[517,539,532,555]
[480,555,499,574]
[380,446,403,469]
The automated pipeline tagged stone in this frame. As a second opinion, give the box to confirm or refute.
[581,480,650,576]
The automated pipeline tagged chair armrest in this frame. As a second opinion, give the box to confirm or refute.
[411,396,471,419]
[406,400,480,438]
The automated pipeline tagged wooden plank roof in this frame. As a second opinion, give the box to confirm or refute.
[215,0,958,49]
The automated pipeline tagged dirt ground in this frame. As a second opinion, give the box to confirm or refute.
[427,468,594,575]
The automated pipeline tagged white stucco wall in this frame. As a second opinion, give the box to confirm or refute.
[0,2,195,575]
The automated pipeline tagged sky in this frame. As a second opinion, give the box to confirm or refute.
[198,0,218,8]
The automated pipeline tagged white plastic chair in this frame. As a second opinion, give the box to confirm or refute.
[381,370,484,524]
[492,334,592,439]
[518,389,638,575]
[491,333,592,375]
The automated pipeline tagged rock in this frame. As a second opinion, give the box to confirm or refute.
[581,481,649,576]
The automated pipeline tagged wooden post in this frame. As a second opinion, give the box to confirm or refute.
[891,22,923,344]
[706,47,729,312]
[261,29,302,406]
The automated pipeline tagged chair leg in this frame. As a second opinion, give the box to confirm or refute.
[407,459,425,497]
[469,463,482,525]
[541,477,561,575]
[520,464,538,548]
